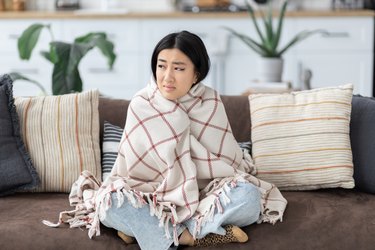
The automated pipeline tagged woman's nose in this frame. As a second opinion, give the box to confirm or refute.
[164,68,174,82]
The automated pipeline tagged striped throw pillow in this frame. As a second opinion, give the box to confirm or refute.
[102,121,123,181]
[15,90,101,192]
[249,84,354,190]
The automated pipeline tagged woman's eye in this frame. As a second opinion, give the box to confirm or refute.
[157,64,166,69]
[175,67,185,71]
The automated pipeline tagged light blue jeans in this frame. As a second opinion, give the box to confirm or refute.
[100,182,261,250]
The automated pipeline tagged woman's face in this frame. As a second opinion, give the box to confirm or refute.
[156,48,198,101]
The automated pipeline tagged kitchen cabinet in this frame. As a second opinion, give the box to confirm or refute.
[0,19,63,96]
[62,19,143,98]
[284,17,374,95]
[0,11,373,98]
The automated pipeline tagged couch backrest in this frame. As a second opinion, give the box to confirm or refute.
[98,95,251,144]
[220,95,251,142]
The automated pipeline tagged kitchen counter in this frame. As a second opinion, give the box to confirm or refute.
[0,9,374,19]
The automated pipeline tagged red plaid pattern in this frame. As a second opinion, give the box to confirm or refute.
[106,82,256,221]
[45,81,287,242]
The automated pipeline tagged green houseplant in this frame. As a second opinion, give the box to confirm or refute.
[11,23,116,95]
[224,0,325,82]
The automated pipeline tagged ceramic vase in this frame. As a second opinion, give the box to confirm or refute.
[257,57,284,83]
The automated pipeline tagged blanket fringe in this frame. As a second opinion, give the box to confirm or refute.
[257,208,285,225]
[86,187,180,244]
[42,208,80,228]
[42,219,61,228]
[192,179,238,239]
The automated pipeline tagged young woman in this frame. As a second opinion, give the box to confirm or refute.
[48,31,287,250]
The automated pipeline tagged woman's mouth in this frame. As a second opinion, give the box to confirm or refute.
[164,85,175,92]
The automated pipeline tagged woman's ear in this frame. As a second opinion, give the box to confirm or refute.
[194,72,199,84]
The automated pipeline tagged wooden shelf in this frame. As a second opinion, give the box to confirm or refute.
[0,9,373,20]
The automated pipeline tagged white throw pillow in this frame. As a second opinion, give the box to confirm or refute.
[15,89,101,192]
[249,84,354,190]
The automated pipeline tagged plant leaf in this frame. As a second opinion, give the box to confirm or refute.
[264,2,274,48]
[50,44,59,64]
[75,32,116,69]
[272,1,287,52]
[40,50,53,63]
[18,23,46,60]
[244,0,267,48]
[50,42,83,95]
[277,29,327,56]
[67,43,93,74]
[8,72,47,95]
[223,27,268,56]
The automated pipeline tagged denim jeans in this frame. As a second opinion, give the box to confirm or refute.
[100,182,261,250]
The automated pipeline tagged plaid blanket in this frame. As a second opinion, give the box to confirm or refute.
[43,81,287,245]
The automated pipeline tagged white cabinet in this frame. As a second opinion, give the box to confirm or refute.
[62,19,143,99]
[2,55,53,96]
[0,20,64,54]
[219,18,295,95]
[285,17,374,96]
[0,19,64,96]
[139,15,374,97]
[219,16,374,96]
[0,13,373,98]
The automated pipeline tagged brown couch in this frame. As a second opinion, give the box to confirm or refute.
[1,96,375,250]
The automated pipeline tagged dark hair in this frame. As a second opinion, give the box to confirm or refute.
[151,30,210,84]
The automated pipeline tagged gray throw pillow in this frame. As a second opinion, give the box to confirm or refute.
[350,95,375,193]
[0,74,39,196]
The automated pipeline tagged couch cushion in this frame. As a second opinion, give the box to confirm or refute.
[247,189,375,250]
[0,193,125,250]
[249,84,354,190]
[14,90,101,192]
[0,189,374,250]
[221,95,251,142]
[350,95,375,193]
[0,74,39,196]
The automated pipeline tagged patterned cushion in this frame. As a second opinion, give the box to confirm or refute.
[101,121,252,181]
[0,74,39,196]
[15,89,101,192]
[238,141,252,156]
[249,84,354,190]
[102,121,123,181]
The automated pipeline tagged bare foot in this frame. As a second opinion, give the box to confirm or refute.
[179,229,194,246]
[117,231,135,244]
[230,225,248,243]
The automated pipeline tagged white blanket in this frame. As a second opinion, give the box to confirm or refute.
[44,81,287,245]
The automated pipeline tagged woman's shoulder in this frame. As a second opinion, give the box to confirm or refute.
[200,84,222,101]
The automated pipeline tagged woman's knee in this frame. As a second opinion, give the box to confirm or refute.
[231,182,261,202]
[217,182,261,226]
[229,182,261,216]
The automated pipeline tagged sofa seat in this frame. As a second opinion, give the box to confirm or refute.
[1,189,374,250]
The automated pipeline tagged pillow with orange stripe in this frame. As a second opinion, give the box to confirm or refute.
[14,89,101,192]
[249,84,354,190]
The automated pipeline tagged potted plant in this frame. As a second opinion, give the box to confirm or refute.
[11,23,116,95]
[224,0,325,82]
